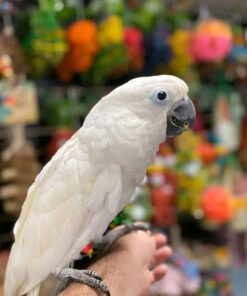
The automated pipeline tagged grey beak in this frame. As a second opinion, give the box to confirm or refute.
[166,97,196,137]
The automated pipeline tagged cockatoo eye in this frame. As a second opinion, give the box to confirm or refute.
[157,91,167,100]
[149,89,170,106]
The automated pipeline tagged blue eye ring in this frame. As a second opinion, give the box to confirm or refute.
[149,89,170,106]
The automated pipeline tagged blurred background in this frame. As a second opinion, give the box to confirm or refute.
[1,0,247,295]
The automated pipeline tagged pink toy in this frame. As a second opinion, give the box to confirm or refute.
[190,19,232,62]
[151,264,201,296]
[124,27,144,70]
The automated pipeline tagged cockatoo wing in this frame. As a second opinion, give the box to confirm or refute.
[4,134,123,296]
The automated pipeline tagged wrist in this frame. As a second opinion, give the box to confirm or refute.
[59,244,131,296]
[90,246,131,295]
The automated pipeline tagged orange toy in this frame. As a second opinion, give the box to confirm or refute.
[197,142,216,164]
[66,20,97,45]
[201,186,234,223]
[58,20,99,81]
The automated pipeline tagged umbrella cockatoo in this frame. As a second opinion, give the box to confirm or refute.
[4,75,195,296]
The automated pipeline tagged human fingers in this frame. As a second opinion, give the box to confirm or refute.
[150,264,167,284]
[153,233,167,248]
[154,245,172,264]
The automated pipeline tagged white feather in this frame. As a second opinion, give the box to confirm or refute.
[5,136,124,296]
[26,285,40,296]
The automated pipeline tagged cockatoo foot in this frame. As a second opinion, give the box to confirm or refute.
[55,268,110,295]
[94,222,150,255]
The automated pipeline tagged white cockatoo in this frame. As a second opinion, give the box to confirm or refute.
[4,75,195,296]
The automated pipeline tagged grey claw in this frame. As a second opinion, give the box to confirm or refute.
[128,222,150,232]
[55,277,70,295]
[97,280,111,296]
[93,222,151,256]
[55,268,110,295]
[83,269,102,280]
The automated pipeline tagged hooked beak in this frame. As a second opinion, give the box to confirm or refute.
[166,96,196,137]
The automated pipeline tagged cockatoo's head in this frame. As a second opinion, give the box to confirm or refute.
[105,75,196,138]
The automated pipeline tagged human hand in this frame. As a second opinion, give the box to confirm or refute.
[60,230,171,296]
